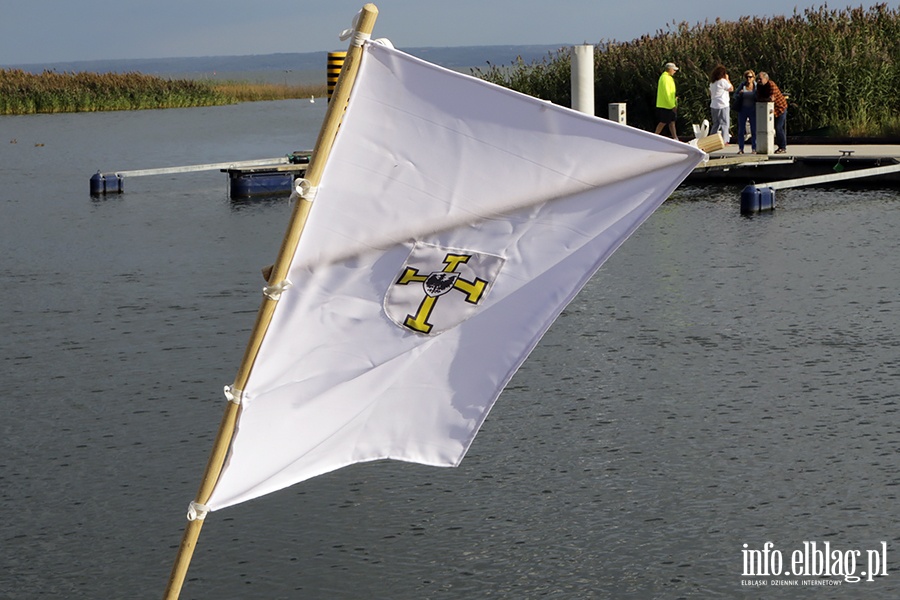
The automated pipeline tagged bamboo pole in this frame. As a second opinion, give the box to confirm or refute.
[162,5,379,599]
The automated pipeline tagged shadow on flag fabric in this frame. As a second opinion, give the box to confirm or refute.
[206,41,705,510]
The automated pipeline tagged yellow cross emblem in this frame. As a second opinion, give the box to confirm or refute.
[395,253,488,334]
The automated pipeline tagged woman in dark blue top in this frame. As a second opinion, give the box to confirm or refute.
[734,69,757,153]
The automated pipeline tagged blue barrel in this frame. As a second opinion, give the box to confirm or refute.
[229,171,295,198]
[106,174,123,193]
[90,172,104,195]
[740,185,776,214]
[90,172,123,195]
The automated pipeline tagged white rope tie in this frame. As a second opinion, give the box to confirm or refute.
[339,9,371,47]
[223,385,243,405]
[263,279,292,301]
[291,178,317,202]
[351,31,371,47]
[187,501,210,521]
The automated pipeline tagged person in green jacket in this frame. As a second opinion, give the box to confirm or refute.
[653,62,679,139]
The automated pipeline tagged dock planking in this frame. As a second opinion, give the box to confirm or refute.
[689,144,900,185]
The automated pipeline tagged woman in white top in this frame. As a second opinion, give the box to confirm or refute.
[709,65,734,144]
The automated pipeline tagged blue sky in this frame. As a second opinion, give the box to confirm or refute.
[0,0,893,65]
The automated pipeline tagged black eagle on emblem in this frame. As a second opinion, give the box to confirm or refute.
[423,272,460,297]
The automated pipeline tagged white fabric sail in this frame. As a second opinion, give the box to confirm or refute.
[206,42,705,510]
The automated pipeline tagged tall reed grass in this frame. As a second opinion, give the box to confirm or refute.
[0,70,326,115]
[476,4,900,137]
[212,81,325,102]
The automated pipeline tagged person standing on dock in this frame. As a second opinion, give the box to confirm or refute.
[709,65,734,144]
[757,72,788,153]
[734,70,757,153]
[654,62,679,139]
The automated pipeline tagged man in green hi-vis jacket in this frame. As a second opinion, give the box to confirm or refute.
[653,62,679,139]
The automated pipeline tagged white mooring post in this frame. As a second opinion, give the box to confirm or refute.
[571,44,595,115]
[608,103,626,124]
[756,102,775,155]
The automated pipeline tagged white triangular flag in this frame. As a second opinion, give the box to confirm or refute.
[207,42,704,510]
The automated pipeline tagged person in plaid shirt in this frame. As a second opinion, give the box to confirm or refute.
[757,72,788,153]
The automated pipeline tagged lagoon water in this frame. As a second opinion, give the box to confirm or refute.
[1,99,898,599]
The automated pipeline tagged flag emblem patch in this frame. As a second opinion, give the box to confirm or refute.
[385,242,504,334]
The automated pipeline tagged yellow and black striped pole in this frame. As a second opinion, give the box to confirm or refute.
[327,51,347,101]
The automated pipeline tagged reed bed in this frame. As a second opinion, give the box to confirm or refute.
[211,81,325,102]
[0,70,326,115]
[476,4,900,137]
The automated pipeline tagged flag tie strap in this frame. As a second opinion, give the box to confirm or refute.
[292,178,317,202]
[263,279,292,301]
[339,9,371,47]
[223,385,244,405]
[187,501,210,521]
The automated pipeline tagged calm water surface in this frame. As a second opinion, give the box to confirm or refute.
[1,101,898,599]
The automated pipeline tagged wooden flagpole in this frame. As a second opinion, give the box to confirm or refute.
[162,5,379,599]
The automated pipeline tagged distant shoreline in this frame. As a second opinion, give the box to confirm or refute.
[3,44,565,78]
[0,69,326,115]
[0,43,562,116]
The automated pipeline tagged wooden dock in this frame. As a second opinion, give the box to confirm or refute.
[91,142,899,198]
[90,152,312,197]
[688,143,900,185]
